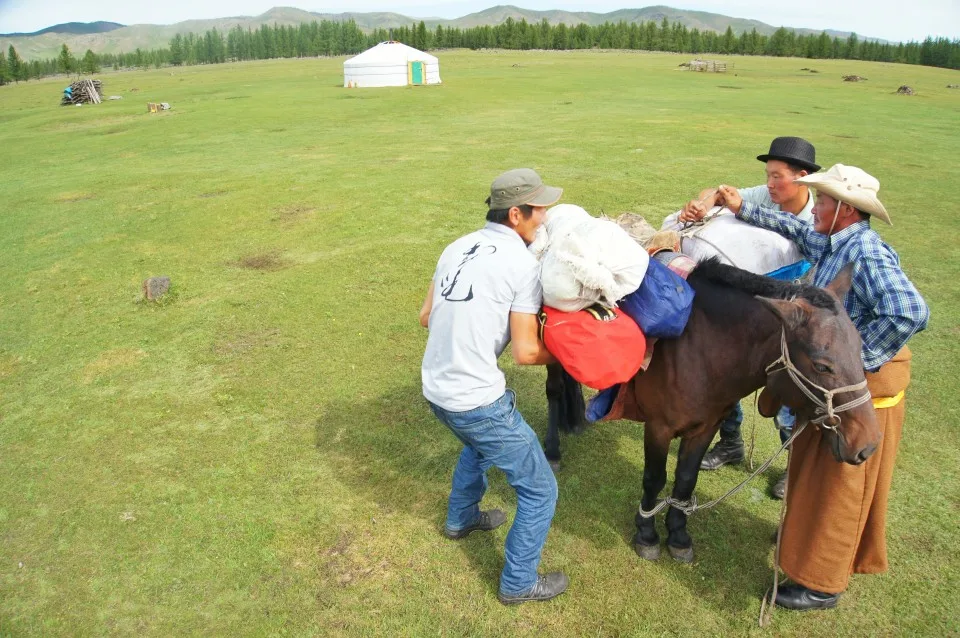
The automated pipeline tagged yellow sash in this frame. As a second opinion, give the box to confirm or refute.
[872,391,904,410]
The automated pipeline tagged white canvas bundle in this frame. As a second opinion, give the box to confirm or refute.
[537,204,649,312]
[661,207,806,276]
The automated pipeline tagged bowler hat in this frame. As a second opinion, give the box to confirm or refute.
[757,137,820,173]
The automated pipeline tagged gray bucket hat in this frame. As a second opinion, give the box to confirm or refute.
[487,168,562,209]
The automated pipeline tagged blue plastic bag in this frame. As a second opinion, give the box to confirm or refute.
[586,384,621,422]
[618,258,695,338]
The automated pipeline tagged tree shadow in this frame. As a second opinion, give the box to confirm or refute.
[313,374,785,611]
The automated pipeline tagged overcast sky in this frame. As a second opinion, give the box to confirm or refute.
[0,0,956,42]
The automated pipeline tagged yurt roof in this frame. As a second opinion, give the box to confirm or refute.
[344,41,438,67]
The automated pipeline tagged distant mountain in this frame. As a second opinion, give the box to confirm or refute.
[1,21,124,37]
[0,5,887,61]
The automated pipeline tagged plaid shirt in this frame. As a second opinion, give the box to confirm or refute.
[739,203,929,371]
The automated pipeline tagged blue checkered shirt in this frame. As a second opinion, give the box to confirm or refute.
[739,203,929,371]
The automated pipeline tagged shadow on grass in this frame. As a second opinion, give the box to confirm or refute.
[314,380,780,611]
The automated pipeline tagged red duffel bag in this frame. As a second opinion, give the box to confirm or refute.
[538,304,646,390]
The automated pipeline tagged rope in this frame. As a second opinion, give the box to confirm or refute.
[759,428,798,628]
[677,204,742,267]
[747,391,759,471]
[637,421,807,519]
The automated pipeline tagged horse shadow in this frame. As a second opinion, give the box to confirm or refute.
[313,370,784,612]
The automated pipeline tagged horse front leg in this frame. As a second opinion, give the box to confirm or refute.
[665,427,716,563]
[544,363,565,470]
[634,423,671,560]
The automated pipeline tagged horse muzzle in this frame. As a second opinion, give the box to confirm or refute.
[826,415,881,465]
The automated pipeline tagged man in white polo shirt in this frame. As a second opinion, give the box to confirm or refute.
[419,168,567,606]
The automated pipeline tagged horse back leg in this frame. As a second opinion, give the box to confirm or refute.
[634,422,671,560]
[665,426,717,563]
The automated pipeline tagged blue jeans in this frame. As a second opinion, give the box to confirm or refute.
[719,402,792,444]
[428,390,558,596]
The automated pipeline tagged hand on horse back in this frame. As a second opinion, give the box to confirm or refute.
[544,259,880,562]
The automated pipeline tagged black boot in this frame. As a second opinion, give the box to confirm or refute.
[700,435,745,471]
[771,472,787,500]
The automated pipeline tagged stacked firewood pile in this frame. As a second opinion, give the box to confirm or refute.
[61,79,103,106]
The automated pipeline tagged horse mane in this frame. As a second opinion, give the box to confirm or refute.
[689,257,837,311]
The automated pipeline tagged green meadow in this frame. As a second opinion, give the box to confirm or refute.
[1,50,958,636]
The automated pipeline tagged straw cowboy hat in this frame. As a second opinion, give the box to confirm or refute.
[795,163,892,225]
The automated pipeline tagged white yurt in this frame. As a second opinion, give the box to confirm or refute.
[343,41,441,88]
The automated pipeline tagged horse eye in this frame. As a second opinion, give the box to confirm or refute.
[813,362,833,374]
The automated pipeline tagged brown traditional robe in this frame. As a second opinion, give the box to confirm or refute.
[780,347,912,594]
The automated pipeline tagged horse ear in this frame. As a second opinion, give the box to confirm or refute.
[825,263,854,300]
[756,297,811,331]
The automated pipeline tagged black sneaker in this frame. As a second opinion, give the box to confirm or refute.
[443,509,506,540]
[700,437,745,471]
[498,572,569,605]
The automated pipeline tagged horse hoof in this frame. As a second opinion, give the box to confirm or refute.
[667,545,694,563]
[549,460,561,473]
[634,543,661,561]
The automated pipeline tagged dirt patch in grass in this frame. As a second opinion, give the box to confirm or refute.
[319,529,390,588]
[82,348,147,384]
[0,353,23,378]
[56,192,96,203]
[234,250,291,271]
[212,328,281,357]
[272,204,316,224]
[198,190,228,199]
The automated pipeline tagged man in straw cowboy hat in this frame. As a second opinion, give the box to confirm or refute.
[420,169,570,605]
[680,137,821,498]
[716,163,929,610]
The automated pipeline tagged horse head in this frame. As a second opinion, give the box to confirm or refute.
[756,265,881,465]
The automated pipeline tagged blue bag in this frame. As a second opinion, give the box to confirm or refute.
[618,258,695,338]
[586,384,621,422]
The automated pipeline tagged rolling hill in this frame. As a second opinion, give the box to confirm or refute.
[0,4,883,61]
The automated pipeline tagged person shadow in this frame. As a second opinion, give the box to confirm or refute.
[313,366,785,613]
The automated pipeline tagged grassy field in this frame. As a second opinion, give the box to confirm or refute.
[1,50,958,636]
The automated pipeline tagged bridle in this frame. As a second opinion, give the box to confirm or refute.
[765,327,872,431]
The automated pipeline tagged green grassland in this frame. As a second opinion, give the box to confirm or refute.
[1,51,958,636]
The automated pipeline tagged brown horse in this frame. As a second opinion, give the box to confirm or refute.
[545,258,880,562]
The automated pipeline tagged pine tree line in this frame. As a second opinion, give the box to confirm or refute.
[2,17,958,86]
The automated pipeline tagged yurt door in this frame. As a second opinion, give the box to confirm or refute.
[410,61,425,85]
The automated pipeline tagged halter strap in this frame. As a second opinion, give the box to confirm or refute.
[765,328,871,429]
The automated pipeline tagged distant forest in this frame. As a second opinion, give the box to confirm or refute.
[2,17,958,84]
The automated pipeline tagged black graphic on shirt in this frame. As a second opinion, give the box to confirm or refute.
[439,242,497,303]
